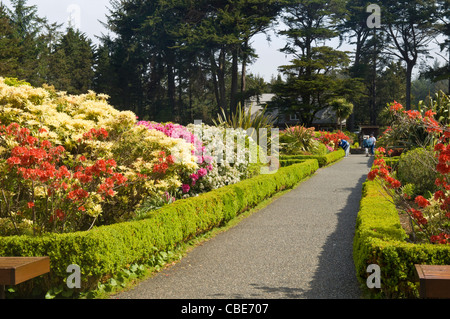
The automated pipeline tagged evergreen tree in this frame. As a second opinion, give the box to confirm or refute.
[422,0,450,94]
[7,0,47,85]
[51,28,95,94]
[98,0,281,123]
[268,0,358,127]
[0,3,20,77]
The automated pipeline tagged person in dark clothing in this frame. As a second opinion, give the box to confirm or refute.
[338,139,350,157]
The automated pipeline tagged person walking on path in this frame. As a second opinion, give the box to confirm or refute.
[338,138,350,157]
[362,135,370,157]
[368,134,376,156]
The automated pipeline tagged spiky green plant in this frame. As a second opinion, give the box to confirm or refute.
[418,90,450,125]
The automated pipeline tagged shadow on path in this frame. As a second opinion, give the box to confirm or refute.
[301,156,374,298]
[246,156,374,299]
[113,155,375,300]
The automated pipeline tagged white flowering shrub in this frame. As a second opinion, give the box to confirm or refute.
[186,123,260,192]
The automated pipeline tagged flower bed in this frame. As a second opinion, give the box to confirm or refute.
[0,78,266,236]
[354,179,450,299]
[0,159,319,297]
[355,100,450,298]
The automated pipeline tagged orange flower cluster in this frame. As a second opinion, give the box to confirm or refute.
[0,122,128,231]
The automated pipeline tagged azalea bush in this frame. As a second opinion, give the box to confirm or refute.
[368,101,450,245]
[138,122,264,194]
[187,123,263,191]
[316,130,351,151]
[377,101,440,152]
[0,122,128,235]
[0,80,195,233]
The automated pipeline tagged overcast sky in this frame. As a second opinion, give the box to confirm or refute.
[2,0,445,82]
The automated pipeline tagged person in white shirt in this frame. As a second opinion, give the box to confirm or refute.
[368,134,376,156]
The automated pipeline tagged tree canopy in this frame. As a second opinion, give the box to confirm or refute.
[0,0,448,127]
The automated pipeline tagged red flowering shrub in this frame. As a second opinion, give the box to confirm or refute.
[369,102,450,245]
[0,122,128,235]
[316,130,351,150]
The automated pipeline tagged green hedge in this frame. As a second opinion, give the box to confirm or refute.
[279,159,306,167]
[353,179,450,299]
[384,156,400,169]
[280,149,345,167]
[0,159,319,296]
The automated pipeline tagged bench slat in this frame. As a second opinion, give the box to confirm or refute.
[0,257,50,285]
[415,264,450,299]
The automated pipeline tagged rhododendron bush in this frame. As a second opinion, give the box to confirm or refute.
[0,123,128,234]
[0,78,260,235]
[368,101,450,245]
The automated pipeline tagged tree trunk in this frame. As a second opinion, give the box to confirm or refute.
[218,48,227,117]
[229,45,239,116]
[240,39,248,107]
[209,51,220,112]
[406,62,413,110]
[370,29,377,125]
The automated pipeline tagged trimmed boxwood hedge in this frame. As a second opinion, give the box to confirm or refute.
[279,159,306,167]
[0,159,320,295]
[280,149,345,167]
[353,179,450,299]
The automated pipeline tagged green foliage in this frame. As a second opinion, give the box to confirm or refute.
[47,28,95,94]
[330,98,354,130]
[397,148,439,197]
[418,90,450,125]
[3,77,30,87]
[378,105,437,151]
[97,0,281,123]
[280,126,319,155]
[280,149,345,167]
[381,0,439,110]
[213,103,276,133]
[0,2,95,94]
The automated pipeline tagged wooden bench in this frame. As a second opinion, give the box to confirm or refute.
[414,264,450,299]
[0,257,50,299]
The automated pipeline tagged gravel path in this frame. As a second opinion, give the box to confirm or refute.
[113,154,373,299]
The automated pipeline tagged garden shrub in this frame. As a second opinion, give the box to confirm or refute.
[280,126,320,155]
[279,159,305,167]
[0,159,319,298]
[280,149,345,167]
[396,148,439,197]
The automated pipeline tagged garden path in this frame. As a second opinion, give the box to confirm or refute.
[113,154,373,299]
